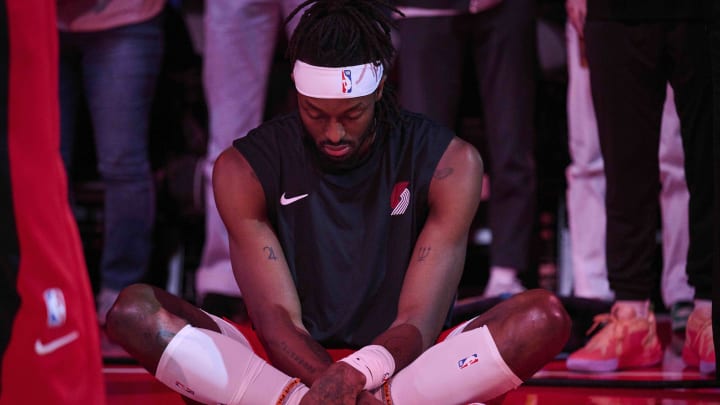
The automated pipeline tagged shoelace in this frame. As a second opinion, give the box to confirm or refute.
[585,313,612,336]
[584,311,657,347]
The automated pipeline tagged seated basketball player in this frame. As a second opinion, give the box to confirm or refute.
[105,1,571,403]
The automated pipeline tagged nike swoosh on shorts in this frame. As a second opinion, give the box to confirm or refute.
[35,330,80,355]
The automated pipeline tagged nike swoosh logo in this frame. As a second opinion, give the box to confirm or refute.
[35,330,80,356]
[280,192,309,206]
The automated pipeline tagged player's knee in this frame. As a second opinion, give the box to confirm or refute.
[524,289,571,348]
[106,283,155,341]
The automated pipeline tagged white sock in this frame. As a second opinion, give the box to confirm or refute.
[155,325,308,404]
[488,267,517,285]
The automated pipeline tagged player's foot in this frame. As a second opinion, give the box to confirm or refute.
[682,306,715,374]
[566,303,662,372]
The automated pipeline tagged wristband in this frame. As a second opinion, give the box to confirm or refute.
[339,345,396,390]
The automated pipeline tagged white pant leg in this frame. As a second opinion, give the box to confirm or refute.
[657,86,694,308]
[564,22,613,301]
[196,0,299,300]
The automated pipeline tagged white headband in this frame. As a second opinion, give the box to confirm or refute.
[293,60,384,99]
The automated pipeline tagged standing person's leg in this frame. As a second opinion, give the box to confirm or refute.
[567,21,666,372]
[668,22,714,305]
[395,15,464,128]
[666,20,715,374]
[196,0,299,304]
[564,21,612,301]
[472,0,537,297]
[58,32,82,174]
[0,1,105,401]
[81,15,164,323]
[656,85,694,334]
[586,21,666,303]
[710,0,720,376]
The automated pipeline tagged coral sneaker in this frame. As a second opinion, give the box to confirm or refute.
[682,306,716,374]
[566,304,663,372]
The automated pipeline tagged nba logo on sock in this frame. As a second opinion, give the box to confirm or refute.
[458,354,479,369]
[43,288,67,327]
[342,69,352,93]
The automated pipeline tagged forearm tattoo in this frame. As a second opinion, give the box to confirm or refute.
[278,341,318,375]
[263,246,279,260]
[433,167,453,180]
[418,246,431,262]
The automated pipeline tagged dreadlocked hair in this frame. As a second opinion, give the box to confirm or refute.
[285,0,404,132]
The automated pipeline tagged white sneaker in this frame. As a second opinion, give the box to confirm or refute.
[483,267,526,298]
[96,288,120,326]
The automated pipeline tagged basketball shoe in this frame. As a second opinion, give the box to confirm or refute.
[682,306,715,374]
[566,303,663,372]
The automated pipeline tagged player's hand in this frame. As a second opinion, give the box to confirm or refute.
[565,0,586,37]
[300,362,364,405]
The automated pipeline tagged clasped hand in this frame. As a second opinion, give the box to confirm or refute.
[299,362,383,405]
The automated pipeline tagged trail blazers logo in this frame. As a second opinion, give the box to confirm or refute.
[390,181,410,216]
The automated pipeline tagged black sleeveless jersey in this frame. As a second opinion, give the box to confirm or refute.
[234,111,454,348]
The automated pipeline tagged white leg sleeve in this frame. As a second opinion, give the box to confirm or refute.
[202,310,252,346]
[155,325,308,404]
[387,326,522,405]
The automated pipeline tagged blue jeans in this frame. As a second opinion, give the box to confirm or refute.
[59,14,164,291]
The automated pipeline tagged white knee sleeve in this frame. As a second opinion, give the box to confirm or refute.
[155,325,308,404]
[203,310,252,346]
[387,326,522,405]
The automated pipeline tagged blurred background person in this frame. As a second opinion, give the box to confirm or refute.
[194,0,304,317]
[394,0,538,298]
[56,0,166,324]
[565,18,695,343]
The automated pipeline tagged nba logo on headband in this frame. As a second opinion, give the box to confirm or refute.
[293,60,384,99]
[342,69,352,93]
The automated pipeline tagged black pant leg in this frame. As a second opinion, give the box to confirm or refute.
[395,16,465,128]
[584,21,666,300]
[667,21,714,300]
[472,0,538,273]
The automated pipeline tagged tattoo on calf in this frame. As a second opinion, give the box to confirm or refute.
[418,246,431,261]
[264,246,278,260]
[434,167,453,179]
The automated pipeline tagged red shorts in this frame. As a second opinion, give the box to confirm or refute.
[0,1,105,403]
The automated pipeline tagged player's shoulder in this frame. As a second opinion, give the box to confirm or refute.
[436,136,483,183]
[398,109,455,137]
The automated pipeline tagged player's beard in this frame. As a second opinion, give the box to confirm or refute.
[309,118,377,173]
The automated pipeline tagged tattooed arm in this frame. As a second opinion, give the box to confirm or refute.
[375,136,484,370]
[213,147,334,385]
